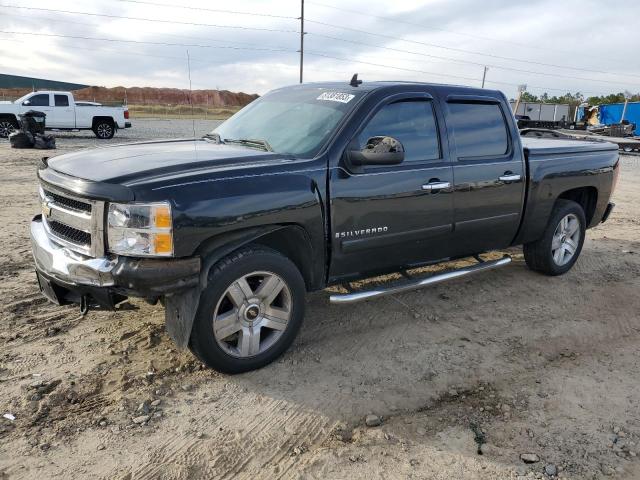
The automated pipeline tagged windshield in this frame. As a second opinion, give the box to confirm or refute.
[211,86,365,157]
[15,93,33,104]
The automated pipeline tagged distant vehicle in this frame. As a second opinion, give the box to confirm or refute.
[30,80,619,373]
[0,91,130,139]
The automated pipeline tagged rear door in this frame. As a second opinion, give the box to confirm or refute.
[51,94,75,128]
[329,92,455,281]
[444,95,526,253]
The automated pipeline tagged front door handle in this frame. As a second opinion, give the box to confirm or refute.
[499,174,521,182]
[422,181,451,191]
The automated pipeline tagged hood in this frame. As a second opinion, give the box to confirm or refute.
[47,139,290,185]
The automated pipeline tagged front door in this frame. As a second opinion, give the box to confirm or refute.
[444,97,526,254]
[329,95,455,282]
[23,93,53,123]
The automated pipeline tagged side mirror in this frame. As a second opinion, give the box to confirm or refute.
[349,136,404,166]
[22,100,31,106]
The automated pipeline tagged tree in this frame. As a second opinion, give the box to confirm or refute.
[586,92,640,105]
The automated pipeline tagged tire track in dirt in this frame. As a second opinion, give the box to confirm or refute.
[132,387,335,480]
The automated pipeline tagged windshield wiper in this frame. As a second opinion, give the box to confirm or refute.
[223,138,273,152]
[202,132,223,144]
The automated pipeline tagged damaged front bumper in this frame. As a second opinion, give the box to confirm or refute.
[30,215,200,309]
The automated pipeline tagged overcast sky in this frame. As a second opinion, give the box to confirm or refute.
[0,0,639,98]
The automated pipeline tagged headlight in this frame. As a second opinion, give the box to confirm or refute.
[107,202,173,256]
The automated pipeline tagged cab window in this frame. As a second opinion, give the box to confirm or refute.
[26,94,50,107]
[447,102,509,158]
[54,95,69,107]
[358,100,441,163]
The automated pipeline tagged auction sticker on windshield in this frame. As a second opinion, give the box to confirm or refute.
[316,91,355,103]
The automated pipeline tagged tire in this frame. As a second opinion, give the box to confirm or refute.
[523,199,586,276]
[189,245,306,374]
[0,118,18,138]
[93,119,115,139]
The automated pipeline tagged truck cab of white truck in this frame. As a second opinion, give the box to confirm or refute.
[0,90,131,139]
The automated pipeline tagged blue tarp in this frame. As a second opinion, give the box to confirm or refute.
[599,102,640,135]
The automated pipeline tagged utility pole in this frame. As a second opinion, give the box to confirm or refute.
[481,66,488,88]
[299,0,304,84]
[513,84,527,114]
[621,90,632,123]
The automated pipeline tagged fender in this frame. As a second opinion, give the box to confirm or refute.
[164,224,301,349]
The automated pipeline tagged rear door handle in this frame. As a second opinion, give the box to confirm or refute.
[499,174,521,182]
[422,181,451,191]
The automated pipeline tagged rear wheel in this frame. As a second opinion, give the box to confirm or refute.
[523,199,586,275]
[189,246,306,374]
[0,118,18,138]
[93,119,115,139]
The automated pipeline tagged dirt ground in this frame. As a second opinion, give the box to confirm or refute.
[0,134,639,480]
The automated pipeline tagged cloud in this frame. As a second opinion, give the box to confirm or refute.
[0,0,639,98]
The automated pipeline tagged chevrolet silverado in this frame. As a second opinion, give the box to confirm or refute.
[30,79,618,373]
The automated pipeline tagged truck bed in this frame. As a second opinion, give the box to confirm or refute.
[521,136,619,157]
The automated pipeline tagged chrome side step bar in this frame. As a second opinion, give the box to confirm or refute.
[329,255,512,304]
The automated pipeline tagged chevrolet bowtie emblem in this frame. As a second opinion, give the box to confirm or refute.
[42,202,52,217]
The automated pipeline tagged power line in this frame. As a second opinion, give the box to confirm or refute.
[0,30,296,53]
[0,35,209,62]
[113,0,297,20]
[304,18,640,80]
[307,31,640,89]
[0,29,613,96]
[0,4,299,34]
[306,0,628,66]
[304,51,611,95]
[3,1,637,88]
[0,11,294,51]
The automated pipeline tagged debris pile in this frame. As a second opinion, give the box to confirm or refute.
[9,110,55,149]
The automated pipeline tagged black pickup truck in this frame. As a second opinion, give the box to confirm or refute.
[31,79,619,373]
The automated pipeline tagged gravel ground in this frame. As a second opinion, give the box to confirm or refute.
[48,118,223,148]
[0,129,639,480]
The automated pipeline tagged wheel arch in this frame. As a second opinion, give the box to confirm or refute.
[0,113,19,124]
[91,116,115,128]
[164,224,320,350]
[556,186,598,226]
[195,224,318,291]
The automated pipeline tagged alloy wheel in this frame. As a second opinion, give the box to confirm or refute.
[96,123,113,138]
[551,213,581,266]
[212,271,292,358]
[0,121,15,138]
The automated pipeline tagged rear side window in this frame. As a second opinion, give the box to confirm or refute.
[54,95,69,107]
[447,102,509,158]
[358,100,440,163]
[27,94,50,107]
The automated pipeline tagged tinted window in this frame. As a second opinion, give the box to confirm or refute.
[358,100,440,162]
[27,94,50,107]
[54,95,69,107]
[447,102,509,158]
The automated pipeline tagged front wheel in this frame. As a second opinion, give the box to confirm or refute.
[0,118,18,138]
[523,199,586,275]
[189,246,306,374]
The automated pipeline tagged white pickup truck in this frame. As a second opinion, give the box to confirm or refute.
[0,91,131,139]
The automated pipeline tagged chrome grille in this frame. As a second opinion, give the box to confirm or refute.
[40,184,105,257]
[44,190,92,213]
[48,220,92,245]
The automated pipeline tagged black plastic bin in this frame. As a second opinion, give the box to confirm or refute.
[19,110,46,135]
